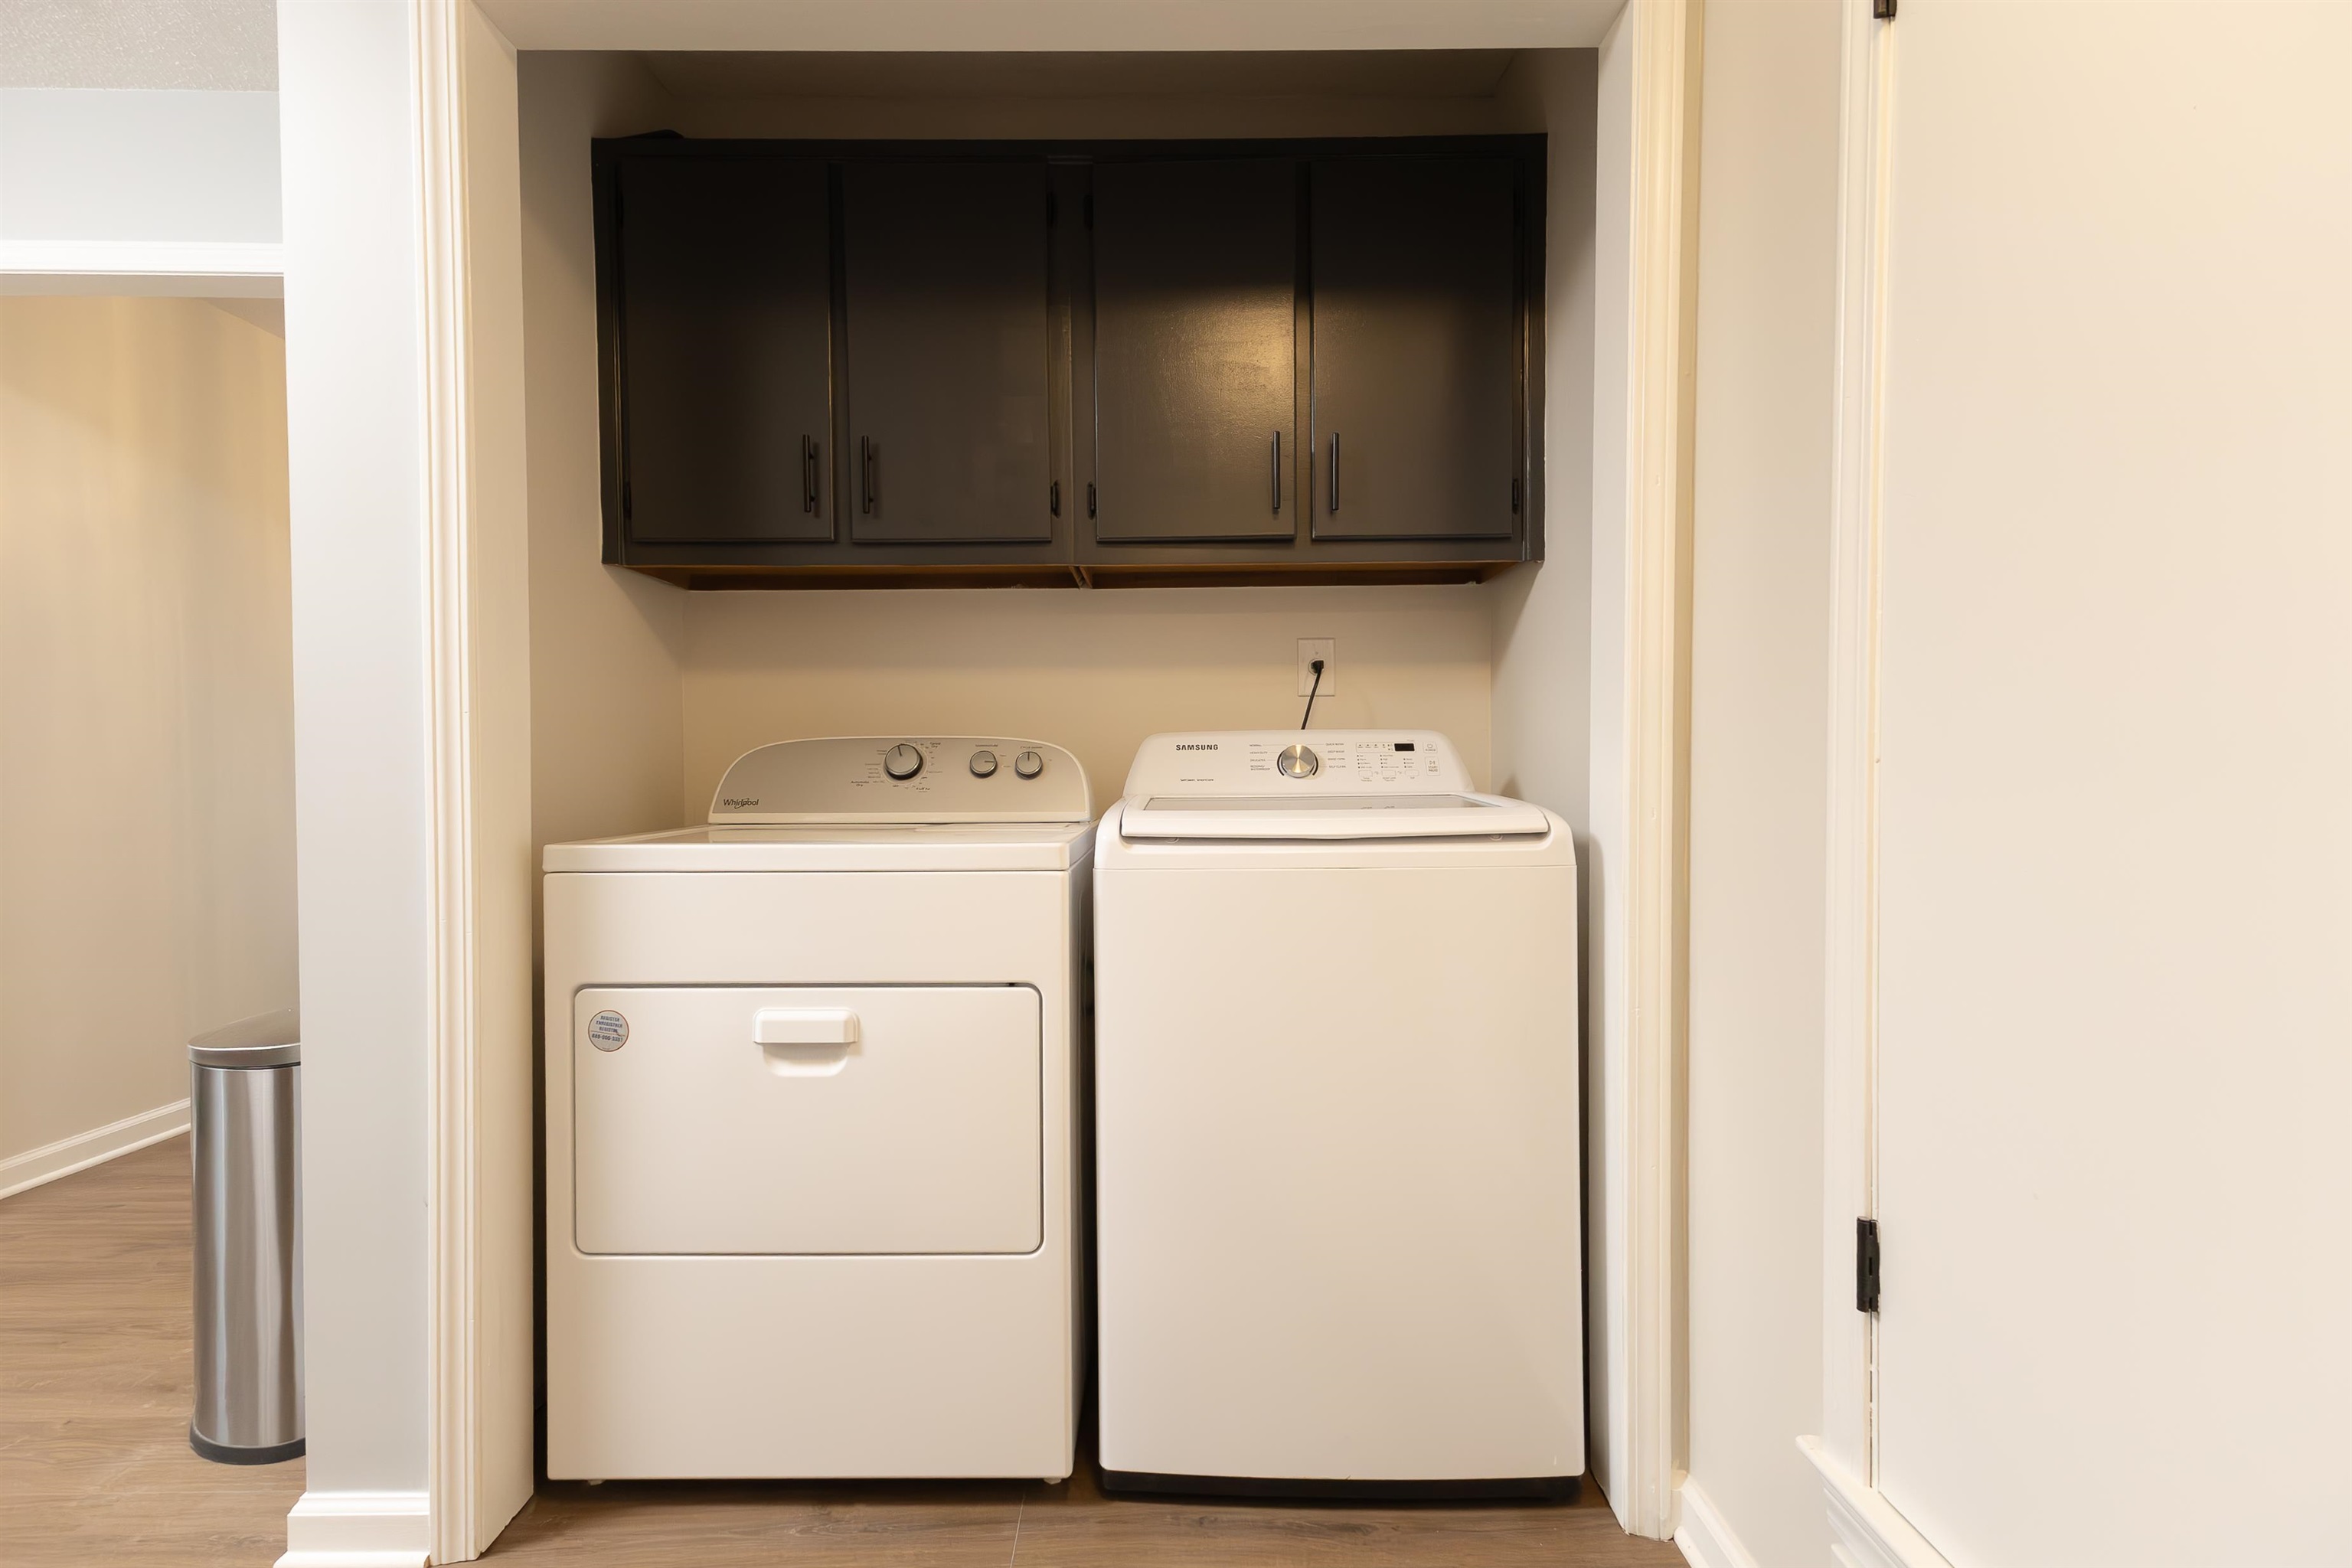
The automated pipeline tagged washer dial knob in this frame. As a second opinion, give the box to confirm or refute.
[1277,743,1321,779]
[1013,750,1044,779]
[883,743,924,780]
[969,750,998,778]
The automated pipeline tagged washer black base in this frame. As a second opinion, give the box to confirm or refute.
[190,1426,305,1466]
[1099,1468,1580,1503]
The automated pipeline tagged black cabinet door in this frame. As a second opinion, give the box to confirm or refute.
[1089,159,1297,542]
[618,157,832,543]
[842,162,1054,544]
[1309,156,1521,541]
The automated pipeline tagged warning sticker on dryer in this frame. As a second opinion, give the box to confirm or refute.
[587,1010,629,1051]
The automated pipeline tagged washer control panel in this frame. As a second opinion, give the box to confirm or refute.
[710,737,1090,824]
[1122,731,1469,797]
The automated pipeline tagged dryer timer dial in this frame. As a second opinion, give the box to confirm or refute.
[883,743,924,780]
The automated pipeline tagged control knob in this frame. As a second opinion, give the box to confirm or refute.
[1013,750,1044,779]
[969,750,998,778]
[883,743,924,780]
[1276,743,1320,779]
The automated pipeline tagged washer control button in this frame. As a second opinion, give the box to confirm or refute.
[1277,743,1321,779]
[1013,750,1044,779]
[969,750,999,778]
[883,743,924,780]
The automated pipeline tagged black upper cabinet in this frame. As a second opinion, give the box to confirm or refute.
[842,161,1054,545]
[1089,160,1298,543]
[597,136,1540,586]
[1309,156,1521,541]
[616,157,833,543]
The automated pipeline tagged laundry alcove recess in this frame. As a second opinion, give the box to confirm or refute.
[595,133,1546,589]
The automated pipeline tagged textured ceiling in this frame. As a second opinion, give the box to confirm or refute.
[0,0,275,90]
[641,50,1519,102]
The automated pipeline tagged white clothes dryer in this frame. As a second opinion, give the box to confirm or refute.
[544,737,1091,1481]
[1093,730,1582,1498]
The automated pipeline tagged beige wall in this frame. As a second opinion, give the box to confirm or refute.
[683,585,1492,815]
[0,294,296,1166]
[1681,2,1841,1563]
[520,50,685,866]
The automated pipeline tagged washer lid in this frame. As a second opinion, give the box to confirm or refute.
[708,736,1089,825]
[1114,730,1548,840]
[1120,792,1552,840]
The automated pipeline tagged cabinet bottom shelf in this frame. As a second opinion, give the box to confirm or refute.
[626,559,1526,592]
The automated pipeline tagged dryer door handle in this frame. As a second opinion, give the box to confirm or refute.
[753,1008,860,1046]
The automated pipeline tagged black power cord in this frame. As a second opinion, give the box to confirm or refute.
[1299,658,1325,729]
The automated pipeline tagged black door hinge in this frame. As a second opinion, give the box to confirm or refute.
[1856,1217,1881,1314]
[1050,479,1061,517]
[1873,0,1896,18]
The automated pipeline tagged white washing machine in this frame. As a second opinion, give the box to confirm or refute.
[1093,730,1582,1497]
[544,736,1091,1481]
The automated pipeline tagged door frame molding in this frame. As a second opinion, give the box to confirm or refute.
[415,2,535,1562]
[1806,0,1909,1557]
[407,1,1700,1553]
[1606,0,1704,1540]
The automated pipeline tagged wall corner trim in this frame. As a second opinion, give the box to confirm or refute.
[275,1489,432,1567]
[416,1,487,1561]
[0,1099,190,1199]
[1798,1438,1955,1568]
[1612,0,1704,1541]
[1674,1477,1767,1568]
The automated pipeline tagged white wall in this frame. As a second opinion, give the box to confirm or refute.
[279,0,431,1504]
[0,0,281,296]
[1678,3,1840,1565]
[1578,6,1638,1511]
[1485,40,1603,1498]
[0,89,280,246]
[1860,4,2350,1561]
[1488,49,1597,827]
[0,295,296,1181]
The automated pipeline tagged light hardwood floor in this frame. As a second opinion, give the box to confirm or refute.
[2,1137,1682,1567]
[0,1135,302,1566]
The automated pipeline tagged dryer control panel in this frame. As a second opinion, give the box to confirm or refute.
[710,737,1091,825]
[1120,731,1472,797]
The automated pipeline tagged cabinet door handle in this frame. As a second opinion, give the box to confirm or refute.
[860,436,876,514]
[1328,433,1341,514]
[802,436,819,514]
[1271,430,1282,514]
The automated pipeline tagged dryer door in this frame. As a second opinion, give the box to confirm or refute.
[572,985,1041,1256]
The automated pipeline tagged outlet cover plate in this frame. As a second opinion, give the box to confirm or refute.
[1297,639,1336,697]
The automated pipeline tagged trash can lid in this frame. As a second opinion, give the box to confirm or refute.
[190,1008,300,1068]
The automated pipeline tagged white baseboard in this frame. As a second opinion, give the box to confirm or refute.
[1797,1437,1955,1568]
[1677,1477,1766,1568]
[274,1490,431,1568]
[0,1100,190,1199]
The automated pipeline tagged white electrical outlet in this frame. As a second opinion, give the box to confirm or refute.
[1297,639,1337,697]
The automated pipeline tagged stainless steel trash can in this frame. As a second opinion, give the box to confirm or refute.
[188,1008,303,1465]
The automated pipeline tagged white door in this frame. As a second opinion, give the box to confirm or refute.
[573,985,1042,1256]
[1861,3,2350,1563]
